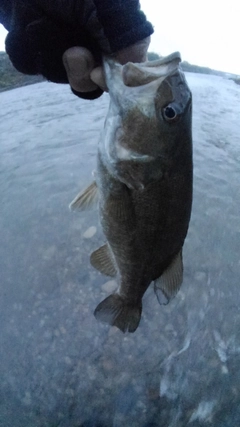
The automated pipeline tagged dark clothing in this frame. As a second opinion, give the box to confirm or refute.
[0,0,153,99]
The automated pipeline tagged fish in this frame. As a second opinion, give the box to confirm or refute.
[70,52,193,333]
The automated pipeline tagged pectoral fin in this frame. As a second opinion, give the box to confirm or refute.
[69,181,98,211]
[154,250,183,305]
[90,244,117,277]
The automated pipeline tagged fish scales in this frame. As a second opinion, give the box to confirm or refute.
[70,52,193,333]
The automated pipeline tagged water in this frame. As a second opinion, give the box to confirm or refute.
[0,75,240,426]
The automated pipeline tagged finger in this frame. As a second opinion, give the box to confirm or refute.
[116,36,151,65]
[62,46,98,92]
[90,66,108,92]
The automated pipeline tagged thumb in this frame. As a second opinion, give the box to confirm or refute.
[62,47,98,92]
[90,66,108,92]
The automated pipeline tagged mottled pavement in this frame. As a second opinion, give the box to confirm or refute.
[0,74,240,426]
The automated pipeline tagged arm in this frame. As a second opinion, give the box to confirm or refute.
[0,0,153,99]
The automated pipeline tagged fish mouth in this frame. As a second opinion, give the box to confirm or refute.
[122,52,182,87]
[103,51,182,90]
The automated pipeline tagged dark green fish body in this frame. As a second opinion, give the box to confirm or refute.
[71,53,192,333]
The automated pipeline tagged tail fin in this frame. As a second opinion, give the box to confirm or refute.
[94,294,142,333]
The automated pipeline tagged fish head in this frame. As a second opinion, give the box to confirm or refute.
[100,53,192,190]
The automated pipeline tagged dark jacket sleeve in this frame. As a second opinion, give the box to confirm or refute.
[0,0,154,99]
[92,0,153,52]
[0,0,12,30]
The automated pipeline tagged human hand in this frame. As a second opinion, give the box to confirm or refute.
[62,37,151,93]
[0,0,153,99]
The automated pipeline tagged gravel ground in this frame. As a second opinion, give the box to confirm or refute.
[0,73,240,426]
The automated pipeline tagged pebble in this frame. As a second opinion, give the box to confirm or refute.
[65,388,75,397]
[221,365,228,374]
[108,326,120,336]
[194,271,207,282]
[43,245,56,259]
[101,280,117,293]
[64,356,72,365]
[22,392,31,406]
[83,226,97,238]
[102,359,115,372]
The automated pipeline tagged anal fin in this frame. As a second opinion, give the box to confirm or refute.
[90,244,117,277]
[69,181,98,211]
[154,250,183,305]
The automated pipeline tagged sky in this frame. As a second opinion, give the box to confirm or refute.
[0,0,239,75]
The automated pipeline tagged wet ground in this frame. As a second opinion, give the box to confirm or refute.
[0,73,240,427]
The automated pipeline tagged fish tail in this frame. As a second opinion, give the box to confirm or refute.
[94,294,142,333]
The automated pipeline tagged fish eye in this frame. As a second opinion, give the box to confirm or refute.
[162,106,178,122]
